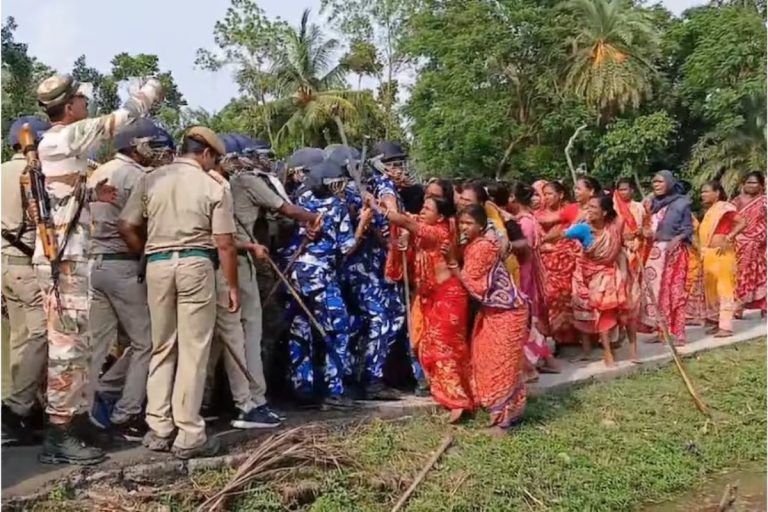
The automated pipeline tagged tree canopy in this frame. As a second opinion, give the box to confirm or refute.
[1,0,765,192]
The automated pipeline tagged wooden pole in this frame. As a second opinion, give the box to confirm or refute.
[640,264,710,416]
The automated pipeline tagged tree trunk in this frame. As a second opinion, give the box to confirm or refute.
[496,132,529,180]
[334,116,349,146]
[565,124,588,185]
[633,169,646,196]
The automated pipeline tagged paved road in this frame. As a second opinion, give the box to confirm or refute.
[2,311,764,498]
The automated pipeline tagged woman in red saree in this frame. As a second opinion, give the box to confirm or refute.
[613,179,645,337]
[733,172,767,317]
[536,179,599,346]
[565,195,634,366]
[381,196,472,423]
[445,205,528,432]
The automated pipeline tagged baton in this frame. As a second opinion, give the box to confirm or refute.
[266,255,327,339]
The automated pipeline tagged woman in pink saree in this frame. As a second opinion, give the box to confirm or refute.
[508,182,559,378]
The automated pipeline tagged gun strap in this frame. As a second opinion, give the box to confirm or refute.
[0,229,34,257]
[52,177,87,268]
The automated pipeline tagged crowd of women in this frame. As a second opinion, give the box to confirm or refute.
[388,169,765,430]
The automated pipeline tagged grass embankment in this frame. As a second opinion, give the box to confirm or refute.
[33,341,767,512]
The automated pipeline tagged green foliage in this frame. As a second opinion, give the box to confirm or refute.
[593,111,678,188]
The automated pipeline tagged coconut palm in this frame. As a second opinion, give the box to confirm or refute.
[561,0,660,122]
[270,9,360,146]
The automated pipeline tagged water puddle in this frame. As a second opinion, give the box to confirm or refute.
[642,465,766,511]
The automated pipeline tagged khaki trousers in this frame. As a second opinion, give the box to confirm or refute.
[1,256,47,416]
[145,255,215,450]
[206,267,259,412]
[87,257,152,424]
[238,255,267,403]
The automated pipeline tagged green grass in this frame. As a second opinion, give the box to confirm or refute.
[25,341,767,512]
[230,341,766,512]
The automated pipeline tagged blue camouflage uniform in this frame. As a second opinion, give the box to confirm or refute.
[368,173,425,383]
[287,188,355,398]
[339,182,392,386]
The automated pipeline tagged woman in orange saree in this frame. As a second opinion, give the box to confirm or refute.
[613,179,645,334]
[381,196,472,423]
[733,172,767,317]
[565,195,633,366]
[699,181,746,336]
[446,205,528,432]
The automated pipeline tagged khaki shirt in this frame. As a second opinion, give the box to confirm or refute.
[229,171,284,244]
[89,153,147,254]
[1,154,35,257]
[120,157,236,254]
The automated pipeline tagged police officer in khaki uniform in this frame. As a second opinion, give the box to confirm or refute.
[86,118,175,442]
[228,146,317,404]
[1,117,50,445]
[118,126,237,460]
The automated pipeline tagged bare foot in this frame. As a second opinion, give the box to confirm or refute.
[628,345,639,364]
[539,357,562,374]
[603,353,616,367]
[569,351,593,363]
[525,371,540,383]
[705,325,719,335]
[448,409,464,424]
[644,338,662,344]
[714,330,733,338]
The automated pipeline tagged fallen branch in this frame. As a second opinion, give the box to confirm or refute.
[391,435,454,512]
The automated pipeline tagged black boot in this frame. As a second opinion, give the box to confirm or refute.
[1,403,41,446]
[39,423,106,465]
[365,380,403,401]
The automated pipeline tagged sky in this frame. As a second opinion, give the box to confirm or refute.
[3,0,707,112]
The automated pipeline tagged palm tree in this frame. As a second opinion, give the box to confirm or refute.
[686,93,767,193]
[561,0,660,123]
[270,9,360,146]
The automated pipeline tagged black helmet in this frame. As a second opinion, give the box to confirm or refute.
[305,160,347,192]
[287,147,325,170]
[372,141,407,163]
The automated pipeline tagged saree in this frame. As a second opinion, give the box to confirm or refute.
[462,236,527,428]
[536,206,582,345]
[517,212,551,365]
[407,221,472,411]
[699,201,738,331]
[485,201,521,286]
[639,207,690,342]
[734,194,767,313]
[613,193,644,322]
[570,222,629,334]
[685,218,706,325]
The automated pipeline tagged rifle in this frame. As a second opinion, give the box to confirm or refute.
[18,124,57,263]
[18,123,82,320]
